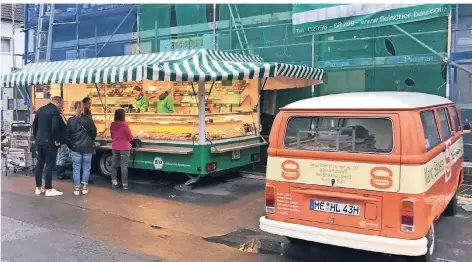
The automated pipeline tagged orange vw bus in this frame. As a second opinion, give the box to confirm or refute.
[260,92,471,261]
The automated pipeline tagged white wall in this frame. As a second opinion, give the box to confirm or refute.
[1,19,25,75]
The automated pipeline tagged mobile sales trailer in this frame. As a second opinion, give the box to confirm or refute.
[1,49,324,186]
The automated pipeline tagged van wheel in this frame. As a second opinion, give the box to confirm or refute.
[409,223,435,262]
[443,193,458,216]
[98,152,112,178]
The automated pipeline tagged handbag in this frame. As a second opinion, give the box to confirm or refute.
[76,117,96,155]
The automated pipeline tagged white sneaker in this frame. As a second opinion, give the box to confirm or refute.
[45,189,63,197]
[35,187,44,195]
[82,187,88,195]
[73,188,80,196]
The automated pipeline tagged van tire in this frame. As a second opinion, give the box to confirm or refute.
[408,223,435,262]
[443,193,458,216]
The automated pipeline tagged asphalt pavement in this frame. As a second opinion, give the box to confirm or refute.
[2,169,472,262]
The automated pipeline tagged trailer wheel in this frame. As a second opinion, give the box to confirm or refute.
[98,152,112,178]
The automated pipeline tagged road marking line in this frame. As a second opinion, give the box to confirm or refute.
[241,174,266,180]
[438,239,472,245]
[436,258,459,262]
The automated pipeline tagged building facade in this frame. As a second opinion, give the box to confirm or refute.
[1,4,25,125]
[1,4,24,74]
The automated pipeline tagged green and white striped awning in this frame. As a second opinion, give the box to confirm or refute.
[1,49,324,87]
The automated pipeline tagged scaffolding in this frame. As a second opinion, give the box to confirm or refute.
[20,4,137,124]
[450,4,472,164]
[24,4,137,63]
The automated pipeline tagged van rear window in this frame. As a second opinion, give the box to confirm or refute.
[283,117,393,154]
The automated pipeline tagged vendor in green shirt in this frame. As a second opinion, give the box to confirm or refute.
[132,86,149,113]
[155,86,174,114]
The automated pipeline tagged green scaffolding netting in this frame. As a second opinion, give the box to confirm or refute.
[137,4,448,112]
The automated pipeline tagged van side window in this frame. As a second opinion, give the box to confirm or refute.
[420,110,441,151]
[449,106,462,131]
[437,108,452,139]
[283,117,393,154]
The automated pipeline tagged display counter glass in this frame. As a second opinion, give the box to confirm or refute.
[61,79,260,144]
[63,112,256,143]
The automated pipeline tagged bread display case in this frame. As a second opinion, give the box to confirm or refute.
[76,78,259,142]
[90,111,256,142]
[84,79,255,115]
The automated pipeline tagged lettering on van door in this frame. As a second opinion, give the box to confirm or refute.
[444,139,452,183]
[424,159,445,186]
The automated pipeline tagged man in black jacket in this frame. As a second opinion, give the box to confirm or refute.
[32,96,67,197]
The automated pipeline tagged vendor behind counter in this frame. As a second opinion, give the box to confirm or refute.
[132,86,149,113]
[155,86,174,114]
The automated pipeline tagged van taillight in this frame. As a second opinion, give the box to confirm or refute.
[401,200,414,233]
[265,185,275,213]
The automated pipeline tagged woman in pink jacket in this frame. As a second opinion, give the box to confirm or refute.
[110,109,133,189]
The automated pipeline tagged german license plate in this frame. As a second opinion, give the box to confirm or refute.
[232,150,241,160]
[309,200,360,216]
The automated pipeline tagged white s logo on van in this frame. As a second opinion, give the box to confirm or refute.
[444,139,452,183]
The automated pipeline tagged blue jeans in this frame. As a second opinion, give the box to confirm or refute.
[71,151,92,188]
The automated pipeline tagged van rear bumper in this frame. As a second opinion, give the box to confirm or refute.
[259,216,427,256]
